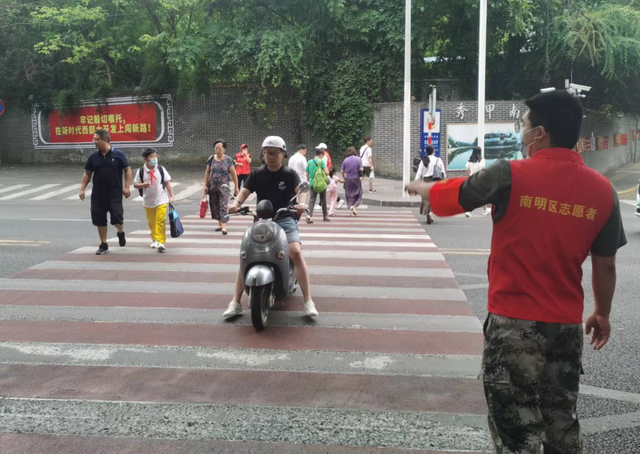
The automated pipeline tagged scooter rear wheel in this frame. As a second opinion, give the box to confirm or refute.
[249,283,273,332]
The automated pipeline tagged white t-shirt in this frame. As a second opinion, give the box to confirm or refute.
[359,145,372,167]
[134,165,172,208]
[287,152,308,182]
[466,159,486,176]
[415,155,446,180]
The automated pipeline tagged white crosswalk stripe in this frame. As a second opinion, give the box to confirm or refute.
[173,183,204,201]
[0,184,31,195]
[29,184,82,201]
[0,184,60,201]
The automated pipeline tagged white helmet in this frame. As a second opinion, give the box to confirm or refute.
[262,136,286,152]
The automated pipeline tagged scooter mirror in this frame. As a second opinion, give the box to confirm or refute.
[298,181,310,194]
[221,184,232,196]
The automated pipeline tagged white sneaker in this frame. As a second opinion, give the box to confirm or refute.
[483,209,490,217]
[157,243,166,252]
[465,212,471,218]
[223,301,243,318]
[303,301,319,317]
[150,241,158,249]
[337,200,345,210]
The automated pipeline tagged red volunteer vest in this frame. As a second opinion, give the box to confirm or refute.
[489,148,613,323]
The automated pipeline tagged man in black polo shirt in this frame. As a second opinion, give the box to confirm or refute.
[79,129,132,255]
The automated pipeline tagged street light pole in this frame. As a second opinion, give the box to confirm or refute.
[402,0,411,197]
[478,0,487,159]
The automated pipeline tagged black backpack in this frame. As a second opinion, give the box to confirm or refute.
[138,166,166,197]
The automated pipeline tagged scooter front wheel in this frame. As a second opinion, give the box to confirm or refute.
[249,283,273,332]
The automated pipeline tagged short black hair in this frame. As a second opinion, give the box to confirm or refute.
[525,90,583,149]
[364,136,371,142]
[94,129,110,142]
[315,148,324,156]
[142,148,157,159]
[297,144,307,151]
[213,139,227,149]
[426,145,435,156]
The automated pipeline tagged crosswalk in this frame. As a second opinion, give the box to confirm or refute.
[0,209,490,452]
[0,182,203,203]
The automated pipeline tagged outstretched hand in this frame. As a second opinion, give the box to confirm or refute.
[405,181,435,200]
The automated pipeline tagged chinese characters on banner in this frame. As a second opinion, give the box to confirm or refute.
[49,103,157,143]
[520,195,597,221]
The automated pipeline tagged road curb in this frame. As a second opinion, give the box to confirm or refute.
[361,197,422,208]
[617,186,637,197]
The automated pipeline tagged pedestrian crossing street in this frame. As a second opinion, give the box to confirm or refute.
[0,209,490,453]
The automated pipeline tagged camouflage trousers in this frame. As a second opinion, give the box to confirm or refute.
[482,313,583,454]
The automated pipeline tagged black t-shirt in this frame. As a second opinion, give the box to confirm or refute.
[84,148,130,201]
[244,165,301,218]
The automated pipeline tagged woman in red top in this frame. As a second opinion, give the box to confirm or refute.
[235,144,252,188]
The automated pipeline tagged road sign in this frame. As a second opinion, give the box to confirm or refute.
[0,99,5,116]
[420,109,441,158]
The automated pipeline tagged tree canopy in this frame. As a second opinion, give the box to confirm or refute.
[1,0,639,151]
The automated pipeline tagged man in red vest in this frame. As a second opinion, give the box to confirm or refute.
[407,90,626,454]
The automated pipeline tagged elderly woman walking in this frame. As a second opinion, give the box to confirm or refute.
[341,146,364,216]
[204,139,239,235]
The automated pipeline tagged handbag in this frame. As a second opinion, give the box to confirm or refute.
[199,195,208,219]
[168,203,184,238]
[431,157,444,181]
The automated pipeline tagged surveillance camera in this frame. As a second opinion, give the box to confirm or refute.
[569,83,591,92]
[540,87,556,93]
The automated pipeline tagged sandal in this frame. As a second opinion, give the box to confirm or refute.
[306,216,314,224]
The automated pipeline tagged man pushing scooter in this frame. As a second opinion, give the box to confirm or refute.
[224,136,319,319]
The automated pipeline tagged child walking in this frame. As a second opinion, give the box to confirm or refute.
[327,167,344,216]
[133,148,175,252]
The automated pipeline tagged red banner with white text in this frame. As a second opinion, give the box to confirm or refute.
[49,103,157,143]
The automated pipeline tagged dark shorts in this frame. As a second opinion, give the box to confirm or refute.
[238,173,250,187]
[362,166,372,178]
[91,199,124,227]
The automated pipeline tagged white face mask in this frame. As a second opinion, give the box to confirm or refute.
[521,126,541,158]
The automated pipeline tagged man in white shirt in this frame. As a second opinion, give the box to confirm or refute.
[288,144,308,182]
[133,148,175,252]
[359,137,375,193]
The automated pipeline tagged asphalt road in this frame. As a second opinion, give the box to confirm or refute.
[1,163,639,452]
[423,194,640,453]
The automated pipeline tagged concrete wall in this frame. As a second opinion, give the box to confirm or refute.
[1,90,638,177]
[0,88,319,167]
[371,100,639,178]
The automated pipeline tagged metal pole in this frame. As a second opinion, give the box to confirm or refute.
[478,0,487,159]
[402,0,411,197]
